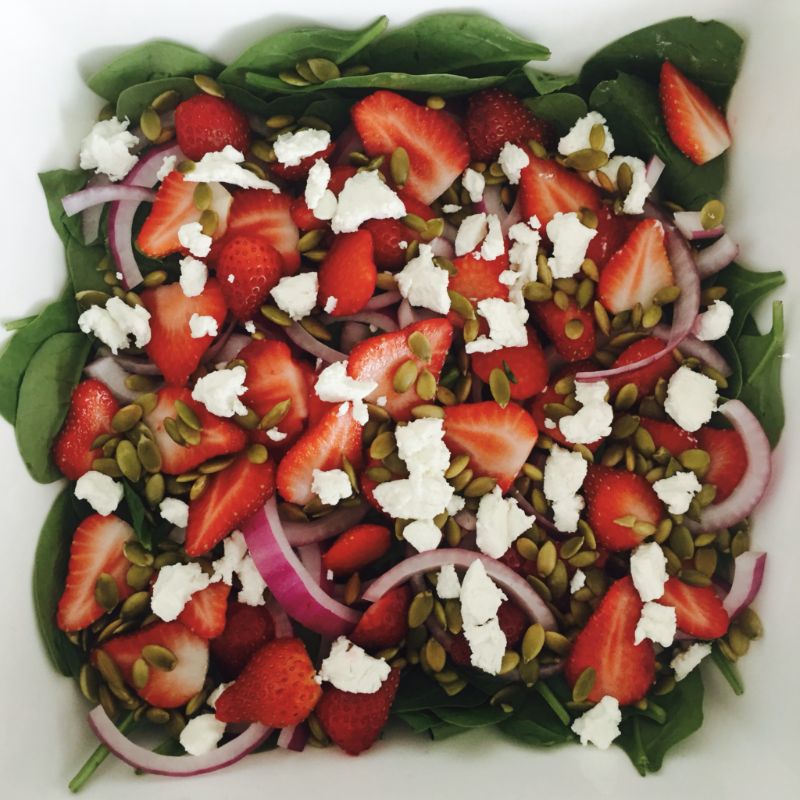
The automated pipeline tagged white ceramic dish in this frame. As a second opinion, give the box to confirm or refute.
[1,0,798,796]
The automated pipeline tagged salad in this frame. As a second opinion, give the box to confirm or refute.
[2,12,785,791]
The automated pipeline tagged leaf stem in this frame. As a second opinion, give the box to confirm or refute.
[535,681,571,727]
[710,643,745,695]
[68,711,135,793]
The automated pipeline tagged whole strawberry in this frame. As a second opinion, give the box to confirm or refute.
[175,94,250,161]
[216,235,283,321]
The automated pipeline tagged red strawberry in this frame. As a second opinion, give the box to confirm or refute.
[347,318,453,421]
[56,515,133,632]
[352,90,470,204]
[141,280,228,386]
[99,621,208,708]
[597,219,674,314]
[465,89,553,161]
[276,406,363,506]
[585,204,640,268]
[657,576,729,639]
[269,141,335,182]
[450,600,528,666]
[318,230,378,317]
[443,401,538,492]
[215,638,321,727]
[639,417,698,456]
[185,453,276,557]
[695,426,747,503]
[606,336,678,395]
[447,251,509,327]
[178,582,231,639]
[216,235,283,321]
[518,154,600,226]
[361,194,436,271]
[582,466,663,551]
[137,172,232,258]
[289,165,359,231]
[143,386,246,475]
[174,94,250,161]
[316,668,400,755]
[565,576,655,705]
[531,298,596,362]
[659,61,732,166]
[470,331,549,400]
[357,458,388,514]
[321,524,392,576]
[350,585,410,650]
[53,379,119,480]
[210,601,276,680]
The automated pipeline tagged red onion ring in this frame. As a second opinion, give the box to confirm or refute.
[722,551,767,618]
[84,356,142,403]
[430,237,456,259]
[283,503,368,547]
[284,322,346,363]
[340,322,370,353]
[644,155,666,189]
[62,185,155,216]
[695,234,739,278]
[397,300,439,329]
[277,724,308,752]
[651,324,731,377]
[298,543,332,592]
[323,311,398,332]
[96,347,162,375]
[454,509,477,532]
[365,291,401,310]
[264,594,293,638]
[673,211,724,241]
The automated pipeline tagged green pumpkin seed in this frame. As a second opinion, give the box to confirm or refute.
[536,540,557,578]
[407,330,432,362]
[266,114,295,130]
[449,467,473,493]
[433,256,456,275]
[94,572,119,612]
[498,651,520,675]
[98,685,117,719]
[199,209,218,236]
[633,520,656,537]
[548,559,569,599]
[462,318,480,343]
[730,530,750,559]
[612,414,640,440]
[79,664,100,703]
[559,536,584,561]
[124,540,153,568]
[522,281,553,303]
[701,286,727,304]
[75,289,111,308]
[411,404,445,419]
[120,591,150,621]
[343,572,361,605]
[522,463,543,482]
[489,367,512,408]
[463,475,497,498]
[423,637,447,673]
[305,57,340,82]
[700,199,725,230]
[455,374,473,404]
[634,425,656,457]
[694,546,718,577]
[445,453,470,480]
[441,678,468,697]
[140,107,162,142]
[574,278,594,309]
[112,404,143,433]
[126,564,154,591]
[444,517,462,547]
[369,430,396,462]
[531,487,549,515]
[589,124,606,151]
[382,450,408,477]
[177,417,202,446]
[614,383,639,412]
[163,417,185,446]
[251,140,276,163]
[393,359,419,393]
[568,551,599,569]
[297,229,325,254]
[95,618,123,644]
[738,608,763,639]
[188,475,208,501]
[579,208,598,230]
[516,537,539,562]
[390,147,410,188]
[572,666,596,703]
[259,398,292,431]
[593,301,611,336]
[641,304,663,329]
[447,290,476,320]
[408,591,434,628]
[191,72,224,96]
[245,443,268,465]
[142,644,178,672]
[416,370,437,401]
[93,457,123,478]
[299,316,331,341]
[564,148,608,171]
[519,658,540,687]
[95,649,124,688]
[617,162,633,196]
[153,550,181,569]
[544,630,571,656]
[137,437,162,474]
[522,623,545,663]
[679,568,711,587]
[197,455,236,476]
[526,574,552,602]
[192,182,213,212]
[552,289,569,312]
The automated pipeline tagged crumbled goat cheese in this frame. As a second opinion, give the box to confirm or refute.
[543,445,588,533]
[317,637,390,693]
[156,154,176,182]
[395,418,452,477]
[227,274,235,283]
[189,313,219,339]
[178,222,212,258]
[455,212,488,256]
[546,212,597,279]
[671,643,712,681]
[266,428,287,441]
[270,272,319,321]
[376,395,387,407]
[664,366,718,432]
[206,682,231,710]
[462,168,486,202]
[653,471,702,514]
[630,542,668,602]
[236,556,267,606]
[273,129,331,167]
[475,486,534,558]
[314,361,376,426]
[74,471,123,516]
[466,298,529,354]
[159,498,189,528]
[183,145,278,191]
[396,243,451,314]
[179,257,208,297]
[311,468,352,506]
[446,494,466,516]
[571,696,622,749]
[570,569,586,594]
[78,297,151,354]
[403,519,443,553]
[482,214,506,260]
[244,320,256,334]
[323,296,338,314]
[498,142,530,184]
[558,112,615,157]
[694,300,734,341]
[441,204,462,213]
[305,158,332,211]
[151,562,210,621]
[191,366,248,417]
[598,156,651,214]
[331,171,405,234]
[503,217,541,304]
[463,616,507,675]
[314,190,338,221]
[79,117,139,181]
[634,601,677,647]
[211,531,248,586]
[436,564,461,599]
[460,560,507,627]
[559,380,613,444]
[373,473,454,521]
[180,714,226,756]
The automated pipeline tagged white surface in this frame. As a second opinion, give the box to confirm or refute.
[1,0,798,797]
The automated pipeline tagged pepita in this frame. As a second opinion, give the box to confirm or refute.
[369,430,396,461]
[694,546,718,577]
[192,182,213,211]
[131,657,150,690]
[444,516,462,547]
[445,453,470,480]
[126,564,154,590]
[189,474,209,501]
[390,147,410,188]
[79,664,101,703]
[700,199,725,230]
[611,414,640,440]
[679,568,711,587]
[416,369,437,401]
[424,638,447,673]
[526,574,552,602]
[572,666,596,703]
[306,57,340,82]
[247,444,269,464]
[641,304,663,329]
[299,316,331,341]
[411,404,445,419]
[112,404,143,433]
[408,591,435,628]
[199,209,218,236]
[589,124,606,151]
[614,383,639,412]
[449,467,473,493]
[593,301,611,336]
[393,359,419,393]
[142,644,178,672]
[137,437,162,474]
[193,73,225,97]
[568,550,599,569]
[738,607,763,639]
[516,537,539,562]
[96,649,124,688]
[177,417,202,446]
[463,475,497,498]
[536,540,557,578]
[730,529,750,558]
[140,107,162,142]
[163,417,185,446]
[343,572,361,605]
[499,651,521,675]
[95,572,120,612]
[544,630,571,656]
[120,591,150,621]
[678,448,710,477]
[559,536,584,561]
[617,162,634,196]
[522,281,553,303]
[447,290,476,320]
[564,148,609,171]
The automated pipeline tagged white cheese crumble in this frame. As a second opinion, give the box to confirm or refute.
[151,562,210,621]
[183,145,278,191]
[482,214,506,260]
[396,243,451,314]
[331,171,405,234]
[178,222,212,258]
[211,531,248,586]
[459,560,508,675]
[74,471,123,516]
[653,471,702,515]
[465,298,529,354]
[546,212,597,279]
[373,474,454,521]
[235,555,267,606]
[266,428,287,442]
[191,366,248,418]
[598,156,651,214]
[559,380,613,444]
[463,616,507,674]
[571,695,622,749]
[79,117,139,182]
[159,498,189,528]
[558,111,615,158]
[570,569,587,594]
[498,142,530,184]
[323,295,338,314]
[305,158,332,212]
[436,564,461,599]
[189,313,219,339]
[502,216,541,306]
[179,257,208,298]
[634,601,677,647]
[694,300,734,341]
[273,129,331,167]
[78,296,152,354]
[317,637,390,693]
[244,320,256,334]
[442,204,462,213]
[475,486,534,558]
[664,366,718,432]
[314,361,376,426]
[180,714,226,756]
[462,168,486,203]
[455,212,488,256]
[543,445,588,532]
[311,468,352,506]
[671,642,712,681]
[270,272,319,321]
[156,154,177,182]
[446,494,466,516]
[402,519,443,553]
[395,418,451,477]
[630,542,668,602]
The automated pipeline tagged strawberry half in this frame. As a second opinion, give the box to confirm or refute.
[349,585,410,650]
[443,401,538,492]
[318,230,378,317]
[659,61,732,166]
[361,193,436,271]
[56,514,134,632]
[585,204,640,268]
[639,417,698,456]
[447,252,509,328]
[531,297,596,362]
[141,279,228,386]
[657,576,729,639]
[210,600,276,680]
[565,576,655,705]
[174,94,251,161]
[470,331,549,400]
[290,166,357,232]
[269,141,335,182]
[53,379,119,480]
[321,524,392,577]
[606,336,678,395]
[696,426,747,502]
[352,90,470,204]
[178,582,230,639]
[216,235,283,321]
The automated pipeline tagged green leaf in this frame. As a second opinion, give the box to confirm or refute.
[65,235,109,295]
[87,41,223,103]
[4,314,38,332]
[395,709,441,733]
[122,482,170,550]
[710,642,745,695]
[580,17,744,105]
[391,668,486,713]
[429,722,469,741]
[524,93,588,135]
[32,487,82,678]
[498,689,575,747]
[15,332,92,483]
[115,76,199,122]
[523,66,578,95]
[714,335,743,398]
[39,170,90,245]
[435,704,511,728]
[590,72,725,209]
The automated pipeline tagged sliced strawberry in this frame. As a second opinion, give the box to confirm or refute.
[659,61,732,166]
[447,251,509,327]
[318,230,378,317]
[141,280,228,386]
[443,401,538,492]
[565,576,655,705]
[216,235,283,321]
[358,458,388,514]
[349,585,410,651]
[56,515,134,632]
[270,141,335,182]
[99,621,208,708]
[316,668,400,755]
[178,582,231,639]
[597,219,674,314]
[585,204,640,268]
[606,336,679,395]
[174,94,250,161]
[518,154,600,226]
[210,601,276,680]
[215,638,321,727]
[185,453,276,557]
[352,90,470,204]
[471,331,549,400]
[53,379,119,480]
[276,406,363,506]
[347,318,453,421]
[289,165,359,231]
[321,524,392,577]
[531,298,596,362]
[583,466,664,551]
[136,172,232,259]
[695,426,747,502]
[361,193,436,271]
[639,417,698,456]
[657,576,729,639]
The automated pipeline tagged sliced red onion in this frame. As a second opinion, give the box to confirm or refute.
[454,509,477,531]
[332,125,363,166]
[298,543,332,592]
[207,328,250,365]
[365,291,401,310]
[722,552,767,618]
[577,225,699,383]
[323,311,398,332]
[243,498,360,637]
[81,202,104,245]
[340,322,370,353]
[265,594,293,638]
[644,155,666,189]
[673,210,724,241]
[362,548,556,629]
[285,322,346,363]
[95,347,162,375]
[87,705,270,777]
[695,234,739,278]
[397,299,438,329]
[699,400,772,530]
[500,196,524,236]
[430,236,456,259]
[84,357,141,403]
[62,185,155,216]
[652,324,731,377]
[125,142,184,187]
[283,503,367,547]
[509,488,557,532]
[277,724,308,752]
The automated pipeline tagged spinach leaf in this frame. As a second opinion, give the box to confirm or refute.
[362,13,548,77]
[710,642,745,695]
[429,722,469,741]
[66,236,108,294]
[524,94,588,135]
[392,668,486,713]
[590,72,725,209]
[87,41,223,103]
[714,335,743,398]
[39,170,89,245]
[395,709,441,733]
[580,17,743,105]
[15,332,91,483]
[435,704,511,728]
[498,689,575,747]
[5,315,38,332]
[115,76,199,122]
[32,487,82,678]
[523,66,578,95]
[122,482,170,550]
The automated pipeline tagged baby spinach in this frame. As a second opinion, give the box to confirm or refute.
[39,170,90,245]
[523,66,578,96]
[498,688,575,747]
[66,235,108,295]
[435,704,511,728]
[524,94,588,136]
[122,481,170,550]
[115,76,199,122]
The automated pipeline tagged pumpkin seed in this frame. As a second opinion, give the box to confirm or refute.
[574,277,594,309]
[78,663,101,703]
[408,591,434,628]
[194,73,224,97]
[406,329,432,362]
[612,414,640,440]
[95,649,124,689]
[139,106,162,142]
[153,550,181,569]
[449,467,473,493]
[94,572,119,612]
[730,530,750,558]
[564,148,609,171]
[176,417,201,446]
[435,383,455,405]
[572,666,596,703]
[250,140,276,163]
[392,359,419,393]
[517,657,540,687]
[634,426,656,457]
[369,431,396,461]
[559,536,584,561]
[536,540,557,577]
[343,572,361,605]
[75,289,112,309]
[516,537,539,561]
[593,301,611,336]
[526,574,552,602]
[701,286,727,304]
[297,115,332,133]
[191,181,213,212]
[111,404,143,433]
[463,475,497,498]
[521,281,552,303]
[266,114,295,129]
[186,474,207,501]
[125,656,150,691]
[544,630,571,656]
[119,590,151,621]
[411,404,445,419]
[444,453,470,480]
[198,455,236,475]
[568,551,599,569]
[126,563,154,591]
[548,559,569,599]
[390,146,410,188]
[488,367,511,408]
[199,209,218,236]
[694,547,718,577]
[462,318,480,343]
[382,450,408,477]
[531,487,549,515]
[617,161,634,196]
[498,651,520,675]
[693,530,717,547]
[633,520,656,537]
[142,644,178,672]
[304,57,339,82]
[136,437,162,474]
[552,289,569,312]
[522,462,543,482]
[444,517,462,547]
[678,449,710,477]
[246,444,269,465]
[738,607,763,639]
[588,123,606,151]
[455,374,473,404]
[641,304,663,329]
[441,678,468,697]
[416,370,437,401]
[423,637,447,673]
[448,289,476,320]
[679,568,711,587]
[92,457,122,478]
[614,383,639,412]
[162,417,185,446]
[521,623,545,663]
[123,541,153,568]
[579,208,598,230]
[601,444,625,468]
[297,229,325,253]
[700,199,725,230]
[259,398,292,431]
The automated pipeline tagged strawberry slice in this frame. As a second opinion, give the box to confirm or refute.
[597,219,674,314]
[443,401,538,492]
[350,585,410,650]
[215,638,321,727]
[639,417,698,456]
[447,251,509,328]
[518,154,600,226]
[270,141,335,182]
[141,280,228,386]
[136,172,231,259]
[606,336,679,396]
[53,379,119,481]
[347,318,453,421]
[98,621,208,708]
[276,406,363,506]
[56,514,134,632]
[210,601,276,680]
[565,576,655,705]
[321,524,392,577]
[358,458,388,514]
[471,331,549,400]
[174,94,251,161]
[185,453,276,557]
[659,61,732,166]
[361,193,436,271]
[143,386,247,475]
[178,582,231,639]
[318,230,378,317]
[216,235,283,321]
[695,426,747,502]
[585,204,639,268]
[531,298,596,362]
[352,90,470,204]
[657,576,729,639]
[582,465,663,551]
[290,165,358,232]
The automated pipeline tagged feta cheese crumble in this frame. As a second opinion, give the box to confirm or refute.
[664,366,718,432]
[546,212,597,279]
[373,474,454,521]
[323,296,338,314]
[317,637,391,693]
[630,542,668,602]
[74,471,123,516]
[211,531,248,586]
[314,361,376,425]
[459,560,508,675]
[78,296,152,354]
[559,380,613,444]
[543,445,588,532]
[653,470,702,515]
[671,642,712,681]
[180,714,226,756]
[694,300,734,341]
[178,222,213,258]
[179,256,208,298]
[270,272,319,321]
[151,562,210,621]
[235,555,267,606]
[634,601,677,646]
[402,519,443,553]
[189,313,219,339]
[156,154,176,182]
[465,298,529,354]
[436,564,462,599]
[475,486,534,558]
[394,418,451,477]
[454,213,506,260]
[462,167,486,203]
[463,617,507,674]
[191,366,248,418]
[305,158,332,212]
[571,695,622,749]
[183,145,278,191]
[558,112,615,158]
[442,204,462,213]
[79,117,139,181]
[598,156,651,214]
[311,468,352,506]
[331,171,405,234]
[266,428,287,442]
[502,216,541,305]
[570,569,587,594]
[396,243,451,314]
[274,129,331,167]
[159,498,189,528]
[497,142,530,184]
